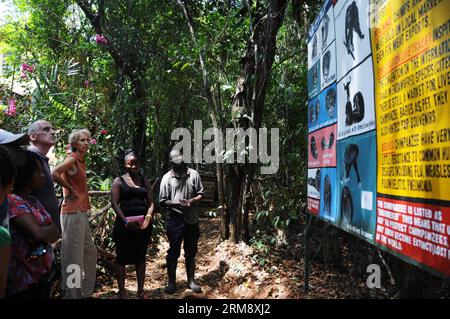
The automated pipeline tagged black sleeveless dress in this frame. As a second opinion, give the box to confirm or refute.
[112,176,152,265]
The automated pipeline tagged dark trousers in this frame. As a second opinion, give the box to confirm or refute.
[166,214,199,260]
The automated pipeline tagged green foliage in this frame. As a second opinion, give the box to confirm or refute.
[249,230,272,267]
[1,0,322,252]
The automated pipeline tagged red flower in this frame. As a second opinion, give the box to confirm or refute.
[100,129,108,135]
[5,98,16,117]
[94,34,108,46]
[20,63,34,73]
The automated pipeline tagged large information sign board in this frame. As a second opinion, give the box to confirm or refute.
[306,0,450,278]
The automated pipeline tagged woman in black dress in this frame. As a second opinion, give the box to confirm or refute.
[111,150,154,298]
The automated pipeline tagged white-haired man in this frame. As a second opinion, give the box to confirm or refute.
[28,120,61,234]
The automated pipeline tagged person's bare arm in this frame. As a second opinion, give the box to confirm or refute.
[181,194,203,207]
[141,179,155,229]
[188,194,203,205]
[145,179,155,217]
[111,178,127,223]
[12,214,59,243]
[52,157,77,198]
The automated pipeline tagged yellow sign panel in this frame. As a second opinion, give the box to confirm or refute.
[372,0,450,201]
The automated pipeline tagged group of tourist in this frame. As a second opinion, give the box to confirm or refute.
[0,120,204,299]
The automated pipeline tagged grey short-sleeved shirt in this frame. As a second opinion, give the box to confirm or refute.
[159,168,204,225]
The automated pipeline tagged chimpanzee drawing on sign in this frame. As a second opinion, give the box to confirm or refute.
[319,168,338,223]
[320,42,337,91]
[308,60,321,100]
[307,168,321,200]
[319,5,335,54]
[308,95,320,133]
[319,4,336,90]
[308,83,337,133]
[308,32,320,70]
[307,168,322,216]
[334,0,371,82]
[308,124,337,168]
[337,57,375,140]
[320,83,337,126]
[337,131,377,242]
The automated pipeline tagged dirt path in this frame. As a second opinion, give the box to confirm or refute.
[93,216,300,299]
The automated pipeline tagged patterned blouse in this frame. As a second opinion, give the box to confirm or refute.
[6,194,54,296]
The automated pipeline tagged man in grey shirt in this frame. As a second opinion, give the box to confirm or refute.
[28,120,61,234]
[159,149,204,294]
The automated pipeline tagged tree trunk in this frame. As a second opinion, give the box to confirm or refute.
[227,0,288,242]
[216,81,229,240]
[228,165,244,243]
[217,164,228,240]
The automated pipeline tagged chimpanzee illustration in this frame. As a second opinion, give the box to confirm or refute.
[307,169,321,191]
[343,144,361,183]
[309,105,315,124]
[312,34,318,59]
[322,50,331,80]
[343,1,364,60]
[325,88,336,118]
[352,91,365,122]
[344,78,352,125]
[310,136,318,159]
[321,15,330,50]
[341,186,354,222]
[321,132,335,150]
[313,64,318,86]
[343,77,365,126]
[344,77,352,123]
[309,99,320,125]
[324,175,332,214]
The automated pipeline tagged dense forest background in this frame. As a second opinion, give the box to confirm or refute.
[0,0,448,298]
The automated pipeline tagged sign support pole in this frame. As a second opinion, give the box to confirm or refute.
[304,212,312,294]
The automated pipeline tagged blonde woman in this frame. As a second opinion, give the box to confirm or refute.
[52,129,97,299]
